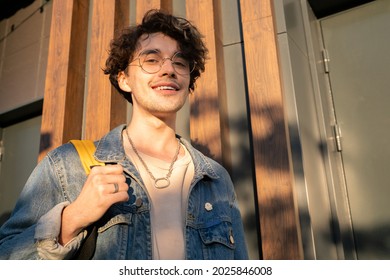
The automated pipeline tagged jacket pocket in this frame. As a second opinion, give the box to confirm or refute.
[198,220,235,249]
[197,219,236,259]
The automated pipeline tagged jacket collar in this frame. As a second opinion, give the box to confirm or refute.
[94,124,220,180]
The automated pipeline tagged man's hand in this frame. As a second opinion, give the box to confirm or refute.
[59,164,129,245]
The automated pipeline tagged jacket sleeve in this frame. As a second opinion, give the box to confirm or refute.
[35,201,87,259]
[219,167,249,260]
[209,160,249,260]
[231,192,249,260]
[0,154,85,259]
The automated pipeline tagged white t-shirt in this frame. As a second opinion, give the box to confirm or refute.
[127,143,194,259]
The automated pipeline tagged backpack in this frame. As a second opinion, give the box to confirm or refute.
[69,139,104,259]
[70,140,104,174]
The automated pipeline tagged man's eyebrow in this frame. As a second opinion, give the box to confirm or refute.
[139,48,160,55]
[174,52,186,58]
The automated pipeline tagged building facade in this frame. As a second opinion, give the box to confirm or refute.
[0,0,389,259]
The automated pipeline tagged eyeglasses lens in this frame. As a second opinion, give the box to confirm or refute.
[139,53,193,75]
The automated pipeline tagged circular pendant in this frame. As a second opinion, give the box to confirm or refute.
[154,177,170,189]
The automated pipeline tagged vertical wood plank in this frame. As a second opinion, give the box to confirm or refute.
[136,0,160,23]
[161,0,173,13]
[84,0,129,140]
[240,0,302,259]
[135,0,172,23]
[39,0,89,161]
[186,0,231,168]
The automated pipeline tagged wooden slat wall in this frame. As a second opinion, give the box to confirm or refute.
[239,0,302,259]
[186,0,231,170]
[84,0,129,140]
[39,0,89,161]
[136,0,172,19]
[39,0,302,259]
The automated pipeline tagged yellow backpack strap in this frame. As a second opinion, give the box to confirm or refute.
[70,140,105,174]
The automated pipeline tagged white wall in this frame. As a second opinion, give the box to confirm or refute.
[0,1,52,114]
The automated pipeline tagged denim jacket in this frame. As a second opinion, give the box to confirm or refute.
[0,125,248,260]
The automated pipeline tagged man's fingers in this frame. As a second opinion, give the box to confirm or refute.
[90,164,124,175]
[108,191,130,204]
[110,182,129,194]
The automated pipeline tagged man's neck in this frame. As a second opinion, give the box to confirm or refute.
[124,117,182,162]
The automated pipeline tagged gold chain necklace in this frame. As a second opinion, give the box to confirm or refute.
[125,129,180,189]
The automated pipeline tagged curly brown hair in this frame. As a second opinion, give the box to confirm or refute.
[103,9,208,103]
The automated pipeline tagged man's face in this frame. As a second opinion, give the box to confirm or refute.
[118,32,191,118]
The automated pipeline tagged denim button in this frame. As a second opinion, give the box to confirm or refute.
[135,197,143,207]
[229,234,235,244]
[205,202,213,211]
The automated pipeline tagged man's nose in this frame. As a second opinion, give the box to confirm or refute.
[160,58,176,74]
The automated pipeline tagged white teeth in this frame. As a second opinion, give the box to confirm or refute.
[156,86,176,91]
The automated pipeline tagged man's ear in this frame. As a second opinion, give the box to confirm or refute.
[117,71,131,92]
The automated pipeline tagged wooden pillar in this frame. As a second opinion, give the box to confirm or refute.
[136,0,172,23]
[39,0,89,161]
[239,0,302,259]
[84,0,129,140]
[186,0,231,169]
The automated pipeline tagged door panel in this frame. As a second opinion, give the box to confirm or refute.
[0,116,41,225]
[320,0,390,259]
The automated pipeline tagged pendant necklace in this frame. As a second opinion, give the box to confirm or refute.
[125,128,180,189]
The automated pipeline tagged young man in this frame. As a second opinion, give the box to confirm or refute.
[0,9,248,260]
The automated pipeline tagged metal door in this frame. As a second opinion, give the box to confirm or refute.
[0,116,41,226]
[320,0,390,259]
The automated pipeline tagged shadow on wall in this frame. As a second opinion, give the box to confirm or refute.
[38,132,52,159]
[190,94,295,259]
[189,94,390,259]
[353,224,390,260]
[322,216,390,260]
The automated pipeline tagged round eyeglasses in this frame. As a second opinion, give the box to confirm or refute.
[128,51,196,75]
